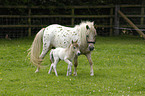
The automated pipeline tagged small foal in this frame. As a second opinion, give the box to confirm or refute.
[48,40,81,76]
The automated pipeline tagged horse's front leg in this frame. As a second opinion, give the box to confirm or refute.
[85,52,94,76]
[73,56,78,76]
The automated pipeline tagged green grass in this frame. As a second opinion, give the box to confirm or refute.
[0,36,145,95]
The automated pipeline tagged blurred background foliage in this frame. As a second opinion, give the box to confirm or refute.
[0,0,143,6]
[0,0,144,38]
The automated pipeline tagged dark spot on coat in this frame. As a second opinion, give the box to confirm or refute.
[63,34,66,37]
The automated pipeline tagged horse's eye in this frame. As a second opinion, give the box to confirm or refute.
[74,46,76,49]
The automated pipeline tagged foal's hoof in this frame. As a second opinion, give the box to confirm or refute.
[35,70,39,73]
[35,71,39,73]
[69,72,72,76]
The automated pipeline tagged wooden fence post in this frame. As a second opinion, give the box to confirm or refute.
[28,8,31,37]
[71,8,74,26]
[118,10,145,39]
[109,7,113,36]
[114,5,120,36]
[141,6,144,25]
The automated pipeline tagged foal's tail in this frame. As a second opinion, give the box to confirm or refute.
[28,28,44,67]
[50,49,54,63]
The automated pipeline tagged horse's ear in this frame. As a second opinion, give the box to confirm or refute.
[86,25,90,30]
[94,24,97,29]
[75,39,78,43]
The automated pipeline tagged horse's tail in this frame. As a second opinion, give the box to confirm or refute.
[28,28,44,67]
[50,49,54,63]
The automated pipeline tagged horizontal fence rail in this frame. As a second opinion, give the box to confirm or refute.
[0,5,145,38]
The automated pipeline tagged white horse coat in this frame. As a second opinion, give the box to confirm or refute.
[29,21,97,76]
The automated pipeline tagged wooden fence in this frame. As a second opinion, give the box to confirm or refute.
[0,5,145,38]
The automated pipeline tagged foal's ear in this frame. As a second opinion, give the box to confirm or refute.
[86,25,90,30]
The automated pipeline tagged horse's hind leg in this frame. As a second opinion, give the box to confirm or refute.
[35,41,51,73]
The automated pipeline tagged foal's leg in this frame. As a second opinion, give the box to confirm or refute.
[64,59,72,76]
[35,41,51,73]
[85,53,94,76]
[48,57,59,76]
[73,56,78,76]
[48,63,53,74]
[53,59,59,76]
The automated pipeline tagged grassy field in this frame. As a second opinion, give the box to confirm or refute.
[0,36,145,96]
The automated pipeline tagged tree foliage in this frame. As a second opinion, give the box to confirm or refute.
[0,0,143,6]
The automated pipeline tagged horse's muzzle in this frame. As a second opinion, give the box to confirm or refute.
[89,46,94,51]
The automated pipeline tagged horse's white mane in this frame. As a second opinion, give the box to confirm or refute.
[75,21,94,48]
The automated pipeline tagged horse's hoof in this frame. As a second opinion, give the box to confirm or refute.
[73,73,77,76]
[90,73,94,76]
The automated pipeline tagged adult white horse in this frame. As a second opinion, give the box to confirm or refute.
[29,21,97,76]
